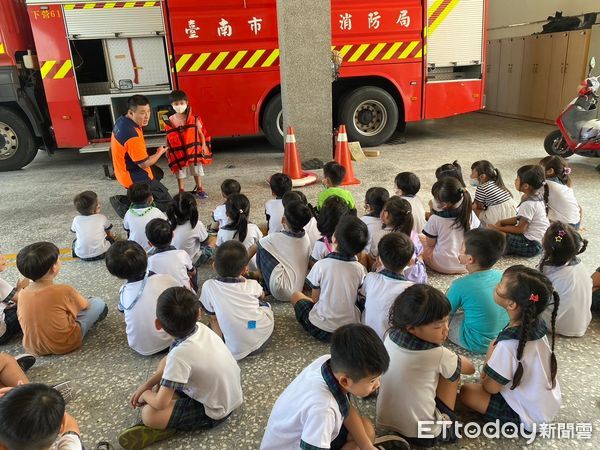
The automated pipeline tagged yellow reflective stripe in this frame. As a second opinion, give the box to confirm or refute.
[64,4,76,10]
[54,60,72,79]
[348,43,369,62]
[175,54,192,72]
[40,61,56,79]
[365,43,386,61]
[83,3,95,8]
[382,42,402,60]
[244,49,265,68]
[189,53,210,72]
[429,0,460,34]
[261,49,279,67]
[225,50,247,70]
[415,48,422,58]
[338,44,353,58]
[123,1,136,7]
[207,52,229,71]
[399,41,419,59]
[428,0,445,17]
[104,2,117,8]
[0,43,4,54]
[143,1,156,6]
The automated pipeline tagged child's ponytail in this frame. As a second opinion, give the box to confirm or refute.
[549,290,560,389]
[539,222,588,272]
[168,193,198,229]
[471,160,512,197]
[383,196,413,235]
[226,194,250,243]
[511,299,536,390]
[432,177,472,232]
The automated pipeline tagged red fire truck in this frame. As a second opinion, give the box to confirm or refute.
[0,0,487,171]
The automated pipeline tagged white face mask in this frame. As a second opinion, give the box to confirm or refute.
[172,104,187,114]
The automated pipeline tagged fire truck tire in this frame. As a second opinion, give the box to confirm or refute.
[338,87,399,147]
[0,107,38,172]
[543,129,573,158]
[262,93,284,149]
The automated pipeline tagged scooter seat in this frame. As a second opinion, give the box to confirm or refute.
[579,119,600,141]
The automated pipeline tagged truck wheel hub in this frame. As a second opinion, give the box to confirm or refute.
[353,101,387,137]
[0,122,18,160]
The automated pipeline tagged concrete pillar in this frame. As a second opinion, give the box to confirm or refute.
[276,0,332,162]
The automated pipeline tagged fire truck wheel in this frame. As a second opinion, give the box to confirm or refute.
[0,107,38,172]
[543,129,573,158]
[262,93,284,149]
[339,87,399,147]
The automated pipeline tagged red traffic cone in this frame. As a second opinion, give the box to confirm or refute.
[281,126,317,188]
[334,124,360,185]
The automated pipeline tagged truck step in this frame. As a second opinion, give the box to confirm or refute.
[79,137,165,154]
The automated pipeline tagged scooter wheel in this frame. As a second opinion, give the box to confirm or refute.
[544,130,573,157]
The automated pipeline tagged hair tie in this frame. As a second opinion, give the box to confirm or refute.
[529,293,539,303]
[239,209,244,214]
[563,167,572,175]
[554,229,566,243]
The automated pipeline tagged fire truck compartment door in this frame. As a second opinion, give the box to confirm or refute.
[426,0,484,68]
[64,6,165,39]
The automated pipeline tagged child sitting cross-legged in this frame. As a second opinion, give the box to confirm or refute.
[16,242,108,356]
[282,190,321,249]
[146,218,196,291]
[124,182,168,252]
[71,190,115,261]
[252,200,312,302]
[360,187,389,255]
[211,179,241,232]
[311,195,351,265]
[394,172,426,234]
[265,173,292,234]
[261,324,409,450]
[168,192,211,266]
[459,266,562,432]
[377,284,475,447]
[119,287,243,450]
[0,252,29,345]
[200,241,274,360]
[446,228,509,353]
[106,241,179,356]
[291,216,368,342]
[0,383,84,450]
[316,161,356,212]
[361,233,415,340]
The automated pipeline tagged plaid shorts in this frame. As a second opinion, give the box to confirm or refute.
[0,307,21,344]
[167,393,229,431]
[505,233,542,257]
[484,393,521,425]
[256,245,279,291]
[404,397,458,447]
[293,300,332,342]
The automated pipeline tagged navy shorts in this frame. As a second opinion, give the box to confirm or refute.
[293,299,332,342]
[167,393,229,431]
[505,233,542,257]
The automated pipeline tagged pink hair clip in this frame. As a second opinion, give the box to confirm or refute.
[563,167,572,175]
[529,294,539,303]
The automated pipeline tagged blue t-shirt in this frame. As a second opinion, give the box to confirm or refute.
[447,269,509,353]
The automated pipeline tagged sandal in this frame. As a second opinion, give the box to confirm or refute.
[118,425,177,450]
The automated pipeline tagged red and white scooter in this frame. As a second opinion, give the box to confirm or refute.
[544,57,600,158]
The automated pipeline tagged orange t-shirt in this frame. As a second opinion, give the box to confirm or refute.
[17,284,88,355]
[110,115,154,188]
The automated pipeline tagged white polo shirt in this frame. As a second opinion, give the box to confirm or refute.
[361,215,383,254]
[118,273,179,355]
[542,261,592,337]
[172,219,209,263]
[545,180,580,224]
[377,331,461,438]
[147,247,194,290]
[361,270,414,340]
[261,355,349,450]
[200,278,274,360]
[304,217,321,249]
[516,199,549,242]
[217,223,263,249]
[401,195,427,234]
[310,238,333,263]
[160,323,243,420]
[306,253,366,333]
[123,206,167,252]
[71,214,112,259]
[265,198,284,233]
[213,204,229,228]
[483,321,561,431]
[422,211,480,273]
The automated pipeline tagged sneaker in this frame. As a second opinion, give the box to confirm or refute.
[109,195,130,219]
[195,189,208,199]
[53,380,75,404]
[15,354,36,373]
[374,435,411,450]
[118,425,177,450]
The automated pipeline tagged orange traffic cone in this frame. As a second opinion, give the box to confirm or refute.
[334,124,360,185]
[281,126,318,188]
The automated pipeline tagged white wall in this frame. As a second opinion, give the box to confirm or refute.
[488,0,599,39]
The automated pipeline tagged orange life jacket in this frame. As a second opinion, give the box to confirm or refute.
[163,108,212,173]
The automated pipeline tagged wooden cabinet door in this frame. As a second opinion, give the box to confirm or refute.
[545,33,569,121]
[485,39,501,112]
[497,37,524,115]
[562,30,591,111]
[519,35,537,117]
[530,34,553,119]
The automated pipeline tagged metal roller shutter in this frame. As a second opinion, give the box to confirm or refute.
[427,0,484,68]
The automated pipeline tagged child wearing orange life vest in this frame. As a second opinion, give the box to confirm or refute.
[163,90,213,198]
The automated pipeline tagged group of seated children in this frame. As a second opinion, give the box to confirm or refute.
[0,154,595,449]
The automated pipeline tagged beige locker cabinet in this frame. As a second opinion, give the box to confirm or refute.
[545,33,569,121]
[561,30,591,114]
[518,36,536,117]
[530,34,553,119]
[485,39,502,111]
[497,37,525,115]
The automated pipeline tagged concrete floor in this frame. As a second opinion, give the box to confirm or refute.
[0,112,599,449]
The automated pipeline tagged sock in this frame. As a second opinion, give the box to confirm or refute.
[179,188,185,193]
